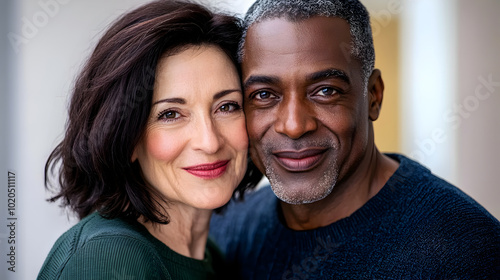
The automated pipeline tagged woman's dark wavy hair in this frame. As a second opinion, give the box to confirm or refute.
[45,0,262,224]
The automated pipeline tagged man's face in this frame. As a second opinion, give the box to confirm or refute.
[242,17,373,204]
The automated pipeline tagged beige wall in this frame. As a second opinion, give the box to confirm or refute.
[371,17,401,153]
[456,0,500,218]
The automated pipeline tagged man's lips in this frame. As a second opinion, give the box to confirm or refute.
[272,149,327,172]
[182,160,230,179]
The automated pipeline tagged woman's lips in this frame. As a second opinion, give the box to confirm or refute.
[273,149,327,172]
[183,160,230,179]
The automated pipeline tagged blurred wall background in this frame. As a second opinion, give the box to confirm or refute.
[0,0,498,279]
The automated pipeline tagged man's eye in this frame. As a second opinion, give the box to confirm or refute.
[255,91,274,100]
[315,87,338,97]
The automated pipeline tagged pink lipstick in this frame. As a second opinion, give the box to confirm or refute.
[273,149,326,172]
[183,160,230,179]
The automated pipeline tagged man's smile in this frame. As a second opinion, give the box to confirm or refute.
[272,148,328,172]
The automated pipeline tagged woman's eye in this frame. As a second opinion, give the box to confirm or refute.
[315,87,338,97]
[158,110,180,120]
[218,102,241,113]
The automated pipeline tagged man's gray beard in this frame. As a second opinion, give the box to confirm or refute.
[262,139,340,205]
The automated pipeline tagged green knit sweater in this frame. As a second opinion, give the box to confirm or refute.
[38,212,228,279]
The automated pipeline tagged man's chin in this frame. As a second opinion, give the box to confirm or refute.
[263,149,340,205]
[269,181,335,205]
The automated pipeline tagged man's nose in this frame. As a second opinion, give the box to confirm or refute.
[274,95,317,139]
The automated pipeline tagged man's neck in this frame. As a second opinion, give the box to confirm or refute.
[280,148,399,231]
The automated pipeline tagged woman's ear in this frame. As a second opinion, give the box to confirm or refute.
[131,143,140,163]
[367,69,384,121]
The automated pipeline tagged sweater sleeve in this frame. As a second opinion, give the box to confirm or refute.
[57,236,170,280]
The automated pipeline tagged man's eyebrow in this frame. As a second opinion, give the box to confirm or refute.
[307,68,350,84]
[153,98,186,106]
[243,75,280,90]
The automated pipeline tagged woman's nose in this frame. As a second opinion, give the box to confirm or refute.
[191,116,224,154]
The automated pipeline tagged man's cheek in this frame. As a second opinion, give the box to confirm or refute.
[249,143,266,174]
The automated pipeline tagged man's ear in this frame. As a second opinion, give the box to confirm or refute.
[367,69,384,121]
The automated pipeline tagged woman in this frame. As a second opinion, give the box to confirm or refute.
[37,1,261,279]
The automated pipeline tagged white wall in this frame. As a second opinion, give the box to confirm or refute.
[0,0,17,277]
[4,2,151,279]
[400,0,458,181]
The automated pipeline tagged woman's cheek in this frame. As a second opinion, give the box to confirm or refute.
[145,128,185,162]
[231,117,249,151]
[230,117,249,179]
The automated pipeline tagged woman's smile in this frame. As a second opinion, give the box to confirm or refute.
[183,160,230,179]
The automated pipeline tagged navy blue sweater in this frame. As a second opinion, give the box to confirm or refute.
[210,154,500,279]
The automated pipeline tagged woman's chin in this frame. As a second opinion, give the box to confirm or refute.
[192,190,234,210]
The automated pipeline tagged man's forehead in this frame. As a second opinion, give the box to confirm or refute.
[241,16,353,72]
[243,16,351,55]
[245,16,350,40]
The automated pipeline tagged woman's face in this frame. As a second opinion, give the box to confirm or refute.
[132,45,248,210]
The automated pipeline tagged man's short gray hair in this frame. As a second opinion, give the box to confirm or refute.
[240,0,375,84]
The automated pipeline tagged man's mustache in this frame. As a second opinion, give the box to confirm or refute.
[259,137,339,153]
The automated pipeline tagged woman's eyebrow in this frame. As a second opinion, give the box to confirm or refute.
[152,89,240,106]
[152,98,186,106]
[213,89,241,101]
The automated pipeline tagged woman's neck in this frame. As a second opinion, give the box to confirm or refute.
[139,203,212,260]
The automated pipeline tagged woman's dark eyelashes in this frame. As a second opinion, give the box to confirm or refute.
[155,101,241,122]
[157,109,181,121]
[218,101,242,113]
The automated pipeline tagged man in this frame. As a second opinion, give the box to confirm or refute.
[210,0,500,279]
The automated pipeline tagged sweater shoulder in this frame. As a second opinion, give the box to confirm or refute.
[386,155,500,271]
[402,172,500,244]
[38,213,168,279]
[388,154,498,222]
[56,212,155,252]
